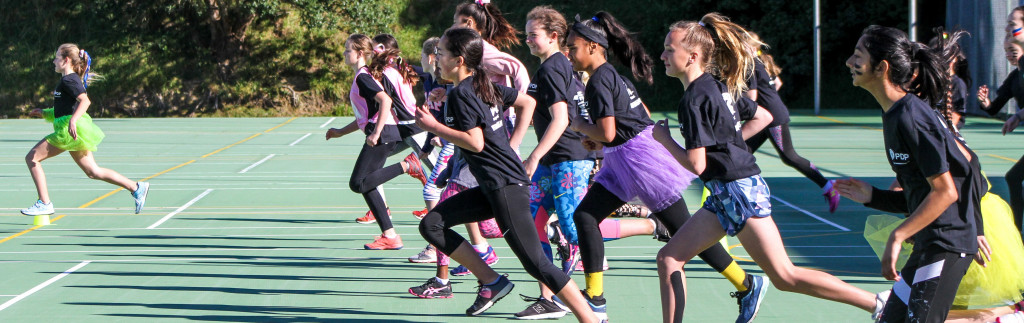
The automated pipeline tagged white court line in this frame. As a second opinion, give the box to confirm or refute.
[0,247,330,255]
[147,189,213,229]
[289,133,312,146]
[771,196,851,231]
[40,225,421,231]
[0,261,90,312]
[238,154,276,174]
[319,117,337,128]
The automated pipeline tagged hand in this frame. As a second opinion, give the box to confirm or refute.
[366,132,380,146]
[68,119,78,140]
[834,178,873,203]
[653,118,673,144]
[570,115,587,132]
[415,104,439,132]
[1003,115,1020,135]
[509,137,522,152]
[523,155,540,180]
[881,234,902,281]
[325,128,344,140]
[427,88,447,106]
[430,136,443,147]
[581,137,603,151]
[29,108,43,118]
[977,85,990,107]
[975,235,992,267]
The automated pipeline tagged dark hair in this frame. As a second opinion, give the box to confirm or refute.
[526,6,568,51]
[570,11,653,85]
[422,37,440,54]
[443,27,501,106]
[368,33,418,85]
[928,27,971,129]
[861,25,948,107]
[455,2,520,51]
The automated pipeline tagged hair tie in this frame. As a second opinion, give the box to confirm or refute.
[698,21,706,27]
[475,0,490,5]
[81,49,91,88]
[373,44,385,55]
[591,16,599,23]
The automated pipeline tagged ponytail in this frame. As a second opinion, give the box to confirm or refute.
[570,12,653,85]
[444,27,501,106]
[861,25,948,107]
[57,43,99,87]
[928,27,971,129]
[368,34,419,85]
[699,13,761,99]
[455,1,520,51]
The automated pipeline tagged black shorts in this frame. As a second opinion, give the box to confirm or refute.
[878,245,973,323]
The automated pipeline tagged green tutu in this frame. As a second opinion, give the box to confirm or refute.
[863,177,1024,307]
[41,108,105,151]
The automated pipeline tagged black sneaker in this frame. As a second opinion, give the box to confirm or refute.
[409,277,453,299]
[583,291,608,321]
[650,215,672,242]
[466,274,514,316]
[514,294,568,320]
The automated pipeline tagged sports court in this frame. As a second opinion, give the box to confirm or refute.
[0,111,1017,322]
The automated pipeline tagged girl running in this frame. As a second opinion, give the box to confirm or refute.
[413,27,600,322]
[979,31,1024,234]
[653,16,888,323]
[928,27,971,129]
[325,34,427,250]
[566,11,766,322]
[742,32,841,213]
[23,43,149,216]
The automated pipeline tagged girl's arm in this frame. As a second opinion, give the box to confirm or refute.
[414,105,485,153]
[68,93,91,140]
[740,106,773,140]
[882,172,957,280]
[744,89,758,102]
[653,120,705,175]
[571,116,616,143]
[368,92,393,146]
[525,101,568,176]
[508,93,536,152]
[326,120,360,140]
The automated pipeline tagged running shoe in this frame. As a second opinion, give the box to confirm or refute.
[559,244,580,276]
[731,274,769,323]
[466,274,514,316]
[583,291,608,321]
[551,295,571,313]
[872,289,890,321]
[514,294,568,320]
[650,215,672,242]
[823,180,841,213]
[408,244,437,263]
[405,153,427,185]
[451,246,498,276]
[133,182,149,214]
[409,277,453,298]
[364,234,403,250]
[356,209,391,224]
[997,312,1024,323]
[575,256,609,272]
[413,207,429,219]
[21,200,54,216]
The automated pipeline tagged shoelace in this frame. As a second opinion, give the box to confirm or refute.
[519,294,543,303]
[729,290,747,307]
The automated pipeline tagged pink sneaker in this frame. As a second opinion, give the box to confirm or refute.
[575,256,609,272]
[823,180,840,213]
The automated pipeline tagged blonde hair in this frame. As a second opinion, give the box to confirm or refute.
[57,43,99,85]
[670,13,762,98]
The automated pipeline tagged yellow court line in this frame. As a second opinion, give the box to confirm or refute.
[815,115,883,132]
[0,118,297,245]
[0,215,66,244]
[987,154,1019,163]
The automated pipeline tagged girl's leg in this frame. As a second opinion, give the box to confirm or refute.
[744,127,770,153]
[653,198,751,292]
[770,124,829,187]
[1006,156,1024,232]
[349,142,402,237]
[573,183,626,298]
[656,209,730,323]
[25,139,65,203]
[419,187,500,283]
[877,246,973,323]
[69,150,137,190]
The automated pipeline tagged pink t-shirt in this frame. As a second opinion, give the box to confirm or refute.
[481,41,530,92]
[349,67,397,131]
[382,66,418,123]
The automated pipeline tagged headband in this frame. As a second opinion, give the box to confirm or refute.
[572,14,608,49]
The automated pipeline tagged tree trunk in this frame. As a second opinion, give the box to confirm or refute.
[206,0,256,82]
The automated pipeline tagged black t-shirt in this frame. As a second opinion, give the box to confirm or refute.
[53,74,86,118]
[379,73,424,139]
[677,73,761,182]
[526,52,590,165]
[582,63,653,147]
[355,74,402,143]
[444,76,529,191]
[745,60,790,127]
[416,65,447,121]
[950,76,967,114]
[985,68,1024,116]
[882,94,978,254]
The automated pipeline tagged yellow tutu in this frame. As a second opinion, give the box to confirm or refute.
[863,190,1024,307]
[41,108,105,152]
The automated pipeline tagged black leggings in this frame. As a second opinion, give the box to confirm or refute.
[573,183,734,274]
[419,184,570,292]
[1006,155,1024,232]
[745,123,829,187]
[349,141,405,232]
[878,245,972,323]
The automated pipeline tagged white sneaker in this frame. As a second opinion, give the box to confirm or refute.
[995,311,1024,323]
[21,200,54,216]
[408,244,437,263]
[133,182,149,214]
[872,289,891,321]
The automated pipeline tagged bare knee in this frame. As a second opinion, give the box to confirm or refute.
[81,167,101,179]
[765,268,800,292]
[657,248,685,272]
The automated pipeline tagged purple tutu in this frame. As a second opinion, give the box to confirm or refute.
[594,125,698,212]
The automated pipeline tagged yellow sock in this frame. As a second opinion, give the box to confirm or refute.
[721,261,748,292]
[585,272,604,297]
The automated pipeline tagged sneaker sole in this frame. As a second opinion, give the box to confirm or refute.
[408,258,437,263]
[408,289,453,299]
[356,219,377,224]
[21,210,54,216]
[364,245,403,250]
[467,281,514,316]
[515,311,568,320]
[451,270,472,276]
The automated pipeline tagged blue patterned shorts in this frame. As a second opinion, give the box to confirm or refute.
[702,175,772,236]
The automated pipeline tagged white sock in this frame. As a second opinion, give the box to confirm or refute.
[434,276,449,285]
[473,244,489,253]
[383,232,397,238]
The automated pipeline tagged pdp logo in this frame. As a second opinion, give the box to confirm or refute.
[889,149,909,165]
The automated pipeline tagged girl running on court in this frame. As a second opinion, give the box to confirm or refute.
[23,43,149,216]
[566,11,767,322]
[978,31,1024,234]
[653,16,888,323]
[742,31,842,213]
[325,34,427,250]
[928,27,971,129]
[413,27,601,322]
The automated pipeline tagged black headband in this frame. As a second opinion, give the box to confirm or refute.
[572,14,608,49]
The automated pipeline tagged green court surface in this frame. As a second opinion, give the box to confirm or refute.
[0,111,1019,322]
